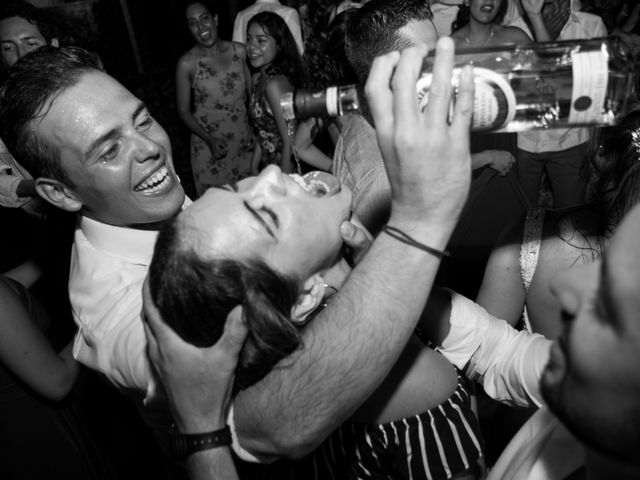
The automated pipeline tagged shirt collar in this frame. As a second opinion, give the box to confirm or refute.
[79,197,193,265]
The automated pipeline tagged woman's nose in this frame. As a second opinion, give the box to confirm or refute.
[254,165,287,196]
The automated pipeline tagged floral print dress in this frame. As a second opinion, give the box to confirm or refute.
[190,44,255,195]
[249,66,286,169]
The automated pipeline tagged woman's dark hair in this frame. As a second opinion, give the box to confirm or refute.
[304,10,358,89]
[580,103,640,240]
[451,0,509,34]
[248,11,307,87]
[149,215,303,394]
[182,0,218,16]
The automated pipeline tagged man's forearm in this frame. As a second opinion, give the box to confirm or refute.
[234,217,456,458]
[186,449,238,480]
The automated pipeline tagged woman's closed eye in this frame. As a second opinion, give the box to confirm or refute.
[260,205,279,228]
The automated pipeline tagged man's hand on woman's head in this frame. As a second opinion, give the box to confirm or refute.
[142,278,248,433]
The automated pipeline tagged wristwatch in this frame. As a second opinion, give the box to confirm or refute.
[169,425,232,460]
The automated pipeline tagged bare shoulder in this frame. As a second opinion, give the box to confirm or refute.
[496,25,532,44]
[266,74,293,94]
[539,210,600,268]
[177,48,198,70]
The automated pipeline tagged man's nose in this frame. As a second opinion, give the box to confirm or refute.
[134,135,162,163]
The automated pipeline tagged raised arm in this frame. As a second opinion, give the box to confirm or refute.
[233,38,476,458]
[521,0,553,42]
[293,118,333,171]
[265,75,295,173]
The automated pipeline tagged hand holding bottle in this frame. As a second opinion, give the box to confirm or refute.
[365,38,474,227]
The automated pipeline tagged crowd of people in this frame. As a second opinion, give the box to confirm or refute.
[1,0,640,479]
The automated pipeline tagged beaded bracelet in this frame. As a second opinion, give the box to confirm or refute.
[381,225,450,259]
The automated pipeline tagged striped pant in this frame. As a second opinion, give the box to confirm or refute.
[258,372,484,480]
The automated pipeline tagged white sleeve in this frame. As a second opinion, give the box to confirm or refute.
[229,405,278,463]
[437,291,551,408]
[232,14,246,44]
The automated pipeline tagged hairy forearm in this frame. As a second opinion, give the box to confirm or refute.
[234,216,455,458]
[186,449,238,480]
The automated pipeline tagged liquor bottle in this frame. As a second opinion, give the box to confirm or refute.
[281,37,637,133]
[281,85,360,121]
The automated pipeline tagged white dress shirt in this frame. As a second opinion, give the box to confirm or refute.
[232,0,304,55]
[69,204,259,462]
[439,292,585,479]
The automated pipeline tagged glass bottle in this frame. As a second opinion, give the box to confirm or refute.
[281,37,637,133]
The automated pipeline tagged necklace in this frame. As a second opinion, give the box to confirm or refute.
[464,24,495,46]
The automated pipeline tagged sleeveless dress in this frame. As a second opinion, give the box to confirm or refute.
[249,67,285,169]
[519,207,546,333]
[190,44,255,195]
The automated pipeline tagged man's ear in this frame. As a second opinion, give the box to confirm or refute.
[50,38,59,48]
[290,274,326,325]
[35,177,82,212]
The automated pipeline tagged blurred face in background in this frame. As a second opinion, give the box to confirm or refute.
[186,2,218,48]
[247,22,278,70]
[0,15,49,68]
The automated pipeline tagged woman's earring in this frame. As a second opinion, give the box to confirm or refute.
[321,284,338,308]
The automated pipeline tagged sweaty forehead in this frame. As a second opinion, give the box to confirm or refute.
[34,71,138,151]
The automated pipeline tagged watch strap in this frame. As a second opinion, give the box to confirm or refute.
[169,425,232,460]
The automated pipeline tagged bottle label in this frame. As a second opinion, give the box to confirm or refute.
[416,67,516,132]
[326,86,339,117]
[569,49,608,124]
[281,92,295,121]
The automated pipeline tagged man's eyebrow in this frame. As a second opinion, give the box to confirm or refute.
[85,103,147,160]
[243,200,275,239]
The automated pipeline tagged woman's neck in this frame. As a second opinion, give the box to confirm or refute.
[465,21,495,46]
[197,40,220,56]
[259,62,273,74]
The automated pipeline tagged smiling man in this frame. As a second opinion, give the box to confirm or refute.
[0,47,186,400]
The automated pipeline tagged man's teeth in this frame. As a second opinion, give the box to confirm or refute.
[136,166,169,193]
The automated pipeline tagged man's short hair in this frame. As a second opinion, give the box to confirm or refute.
[0,46,101,186]
[345,0,433,83]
